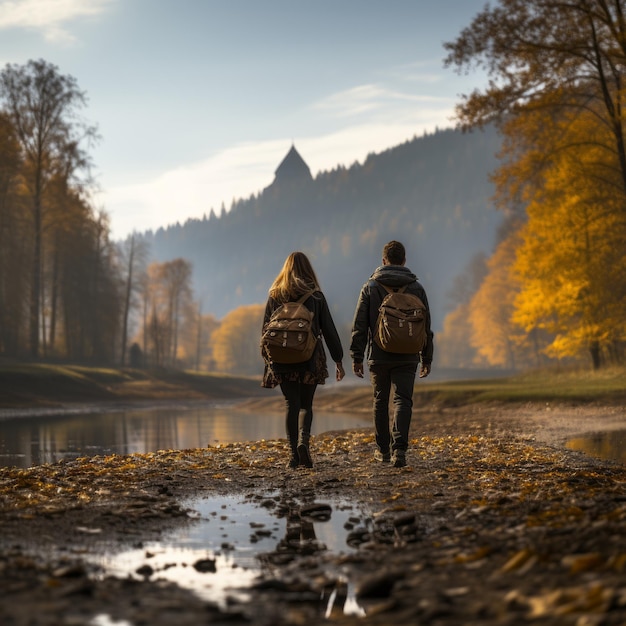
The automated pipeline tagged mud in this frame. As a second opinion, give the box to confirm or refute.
[1,401,625,625]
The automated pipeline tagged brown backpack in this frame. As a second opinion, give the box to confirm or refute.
[374,282,427,354]
[261,291,318,364]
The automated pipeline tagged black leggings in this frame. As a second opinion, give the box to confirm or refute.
[279,381,317,453]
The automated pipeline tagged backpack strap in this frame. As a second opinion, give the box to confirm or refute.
[294,290,315,304]
[375,280,407,295]
[294,290,320,337]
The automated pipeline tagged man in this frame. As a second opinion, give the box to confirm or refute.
[350,241,433,467]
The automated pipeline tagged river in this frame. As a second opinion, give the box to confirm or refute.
[0,402,371,469]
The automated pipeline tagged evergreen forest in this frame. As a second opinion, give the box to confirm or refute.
[143,125,504,355]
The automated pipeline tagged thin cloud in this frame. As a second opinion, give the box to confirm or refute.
[313,84,450,120]
[103,107,456,239]
[388,59,446,84]
[0,0,115,42]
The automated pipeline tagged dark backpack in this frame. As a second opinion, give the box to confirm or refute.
[373,282,427,354]
[261,291,318,364]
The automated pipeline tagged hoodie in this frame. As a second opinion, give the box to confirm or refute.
[350,264,434,365]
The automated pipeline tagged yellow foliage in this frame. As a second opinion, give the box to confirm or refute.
[437,303,486,368]
[468,232,530,368]
[489,100,626,366]
[211,304,265,375]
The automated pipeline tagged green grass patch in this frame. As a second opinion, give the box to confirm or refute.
[416,366,626,405]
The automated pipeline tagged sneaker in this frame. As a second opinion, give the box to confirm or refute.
[297,443,313,468]
[374,449,391,463]
[391,451,407,468]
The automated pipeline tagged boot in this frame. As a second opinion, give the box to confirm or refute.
[297,431,313,468]
[287,439,299,469]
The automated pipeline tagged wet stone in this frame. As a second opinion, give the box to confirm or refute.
[299,503,332,521]
[136,564,154,577]
[193,558,216,573]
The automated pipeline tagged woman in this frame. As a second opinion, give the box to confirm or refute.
[261,252,345,468]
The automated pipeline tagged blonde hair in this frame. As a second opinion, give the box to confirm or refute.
[269,251,320,302]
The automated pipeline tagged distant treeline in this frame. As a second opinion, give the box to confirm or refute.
[0,58,504,369]
[144,125,504,351]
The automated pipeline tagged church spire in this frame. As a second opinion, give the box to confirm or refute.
[273,144,312,185]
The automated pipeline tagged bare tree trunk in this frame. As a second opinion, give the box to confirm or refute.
[30,193,41,357]
[49,234,60,352]
[120,235,135,366]
[195,302,202,371]
[589,340,602,370]
[142,293,148,367]
[91,220,103,360]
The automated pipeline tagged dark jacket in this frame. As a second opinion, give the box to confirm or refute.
[350,265,434,365]
[262,289,343,375]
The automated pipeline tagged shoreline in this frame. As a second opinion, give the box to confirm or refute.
[1,401,625,624]
[0,387,626,626]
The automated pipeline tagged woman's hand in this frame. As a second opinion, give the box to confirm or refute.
[336,362,345,381]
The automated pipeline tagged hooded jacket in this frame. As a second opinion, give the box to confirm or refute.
[350,264,434,365]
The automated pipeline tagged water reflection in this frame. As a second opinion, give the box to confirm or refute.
[0,405,371,468]
[92,494,366,611]
[566,429,626,464]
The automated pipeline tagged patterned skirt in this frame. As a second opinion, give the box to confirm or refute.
[261,341,329,388]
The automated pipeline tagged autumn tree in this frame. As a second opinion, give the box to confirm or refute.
[437,253,488,368]
[161,259,193,366]
[211,304,265,375]
[511,113,626,367]
[0,59,97,356]
[54,207,121,362]
[0,112,27,356]
[444,0,626,194]
[445,0,626,368]
[140,259,194,368]
[175,303,220,371]
[117,234,149,366]
[468,231,532,369]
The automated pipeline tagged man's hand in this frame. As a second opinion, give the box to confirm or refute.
[419,363,431,378]
[353,361,364,378]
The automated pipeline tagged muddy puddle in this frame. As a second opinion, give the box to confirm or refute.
[566,428,626,464]
[88,493,371,614]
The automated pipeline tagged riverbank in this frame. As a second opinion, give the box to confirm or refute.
[1,397,625,625]
[0,363,266,410]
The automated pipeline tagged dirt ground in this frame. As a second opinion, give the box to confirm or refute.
[1,398,625,625]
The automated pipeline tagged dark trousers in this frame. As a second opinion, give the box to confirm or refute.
[369,362,418,453]
[279,381,317,454]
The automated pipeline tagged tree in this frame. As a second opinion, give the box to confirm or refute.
[211,304,264,375]
[139,259,194,368]
[0,59,97,356]
[0,112,27,356]
[444,0,626,194]
[468,231,527,369]
[437,253,488,368]
[445,0,626,368]
[118,234,149,366]
[161,259,193,366]
[436,303,486,369]
[511,121,626,367]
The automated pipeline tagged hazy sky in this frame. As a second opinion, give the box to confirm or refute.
[0,0,490,238]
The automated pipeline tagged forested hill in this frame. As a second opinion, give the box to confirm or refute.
[142,125,503,337]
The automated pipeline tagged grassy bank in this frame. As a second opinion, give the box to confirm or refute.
[1,363,625,411]
[308,365,626,413]
[0,363,265,409]
[417,366,626,405]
